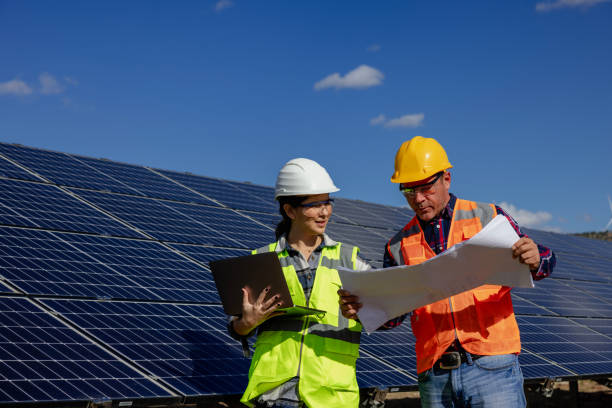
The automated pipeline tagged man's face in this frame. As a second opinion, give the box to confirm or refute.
[401,172,451,222]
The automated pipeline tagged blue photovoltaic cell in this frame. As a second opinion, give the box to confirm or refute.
[72,189,245,248]
[0,296,172,404]
[325,222,388,267]
[0,179,143,238]
[163,201,274,250]
[511,293,557,316]
[0,143,139,195]
[223,180,276,209]
[563,255,612,283]
[0,155,41,182]
[340,199,413,231]
[571,317,612,337]
[517,350,575,379]
[159,170,277,213]
[518,315,612,376]
[236,210,281,230]
[75,156,218,206]
[0,226,159,300]
[360,321,417,374]
[525,228,612,261]
[41,299,251,397]
[168,244,250,271]
[387,207,415,230]
[61,233,220,302]
[356,354,417,388]
[557,281,612,318]
[0,280,14,294]
[330,199,378,228]
[513,279,612,318]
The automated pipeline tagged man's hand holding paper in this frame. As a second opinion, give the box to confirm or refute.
[337,215,535,333]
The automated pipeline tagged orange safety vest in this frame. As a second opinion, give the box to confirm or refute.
[386,198,521,373]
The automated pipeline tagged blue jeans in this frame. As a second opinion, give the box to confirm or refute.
[418,353,526,408]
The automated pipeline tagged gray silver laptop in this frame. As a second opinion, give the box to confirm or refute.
[209,252,326,317]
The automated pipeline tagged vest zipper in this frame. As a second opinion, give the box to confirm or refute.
[296,252,324,380]
[448,297,460,342]
[295,315,309,379]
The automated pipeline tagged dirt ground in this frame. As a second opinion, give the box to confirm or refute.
[203,379,611,407]
[381,379,612,408]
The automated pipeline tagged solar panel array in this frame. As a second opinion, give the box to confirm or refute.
[0,142,610,406]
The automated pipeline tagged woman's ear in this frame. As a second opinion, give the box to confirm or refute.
[283,203,296,220]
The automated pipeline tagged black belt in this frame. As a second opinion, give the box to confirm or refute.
[435,345,483,370]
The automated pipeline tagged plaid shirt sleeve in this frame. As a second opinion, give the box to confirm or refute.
[495,205,556,281]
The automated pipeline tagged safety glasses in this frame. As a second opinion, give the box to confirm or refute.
[399,172,444,198]
[299,198,335,211]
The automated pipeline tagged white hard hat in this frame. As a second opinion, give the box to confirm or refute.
[274,158,340,199]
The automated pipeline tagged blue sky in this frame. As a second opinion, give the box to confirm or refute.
[1,0,611,233]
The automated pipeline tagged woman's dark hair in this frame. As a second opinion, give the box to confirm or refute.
[275,196,308,239]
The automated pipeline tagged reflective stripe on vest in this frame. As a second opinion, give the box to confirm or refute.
[387,198,521,374]
[240,241,362,408]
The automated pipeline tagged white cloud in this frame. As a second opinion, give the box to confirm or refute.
[64,76,79,86]
[370,114,386,125]
[367,44,381,52]
[385,113,425,128]
[39,72,64,95]
[498,202,553,228]
[536,0,610,12]
[314,65,384,90]
[371,113,424,128]
[0,79,33,95]
[215,0,234,12]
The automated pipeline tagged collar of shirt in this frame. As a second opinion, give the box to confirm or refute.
[417,193,457,229]
[275,233,338,254]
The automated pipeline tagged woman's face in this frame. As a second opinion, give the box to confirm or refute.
[284,193,332,236]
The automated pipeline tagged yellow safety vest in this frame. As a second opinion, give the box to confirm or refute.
[241,241,363,408]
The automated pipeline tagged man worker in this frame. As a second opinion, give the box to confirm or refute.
[339,136,556,407]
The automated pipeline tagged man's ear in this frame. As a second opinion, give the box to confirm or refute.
[283,203,296,220]
[443,171,451,189]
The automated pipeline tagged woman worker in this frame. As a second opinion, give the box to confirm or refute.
[229,158,370,408]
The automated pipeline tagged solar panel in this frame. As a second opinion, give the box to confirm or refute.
[0,179,143,238]
[360,321,418,376]
[330,198,386,228]
[0,142,611,406]
[518,315,612,376]
[40,299,251,398]
[513,279,612,318]
[168,244,250,269]
[356,354,417,388]
[0,296,174,404]
[158,170,277,213]
[339,199,413,231]
[162,201,274,249]
[0,226,159,300]
[325,222,388,268]
[0,143,140,195]
[55,233,220,303]
[236,210,281,230]
[75,156,218,205]
[0,155,41,182]
[72,189,245,248]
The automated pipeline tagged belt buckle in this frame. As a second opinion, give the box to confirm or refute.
[439,351,461,369]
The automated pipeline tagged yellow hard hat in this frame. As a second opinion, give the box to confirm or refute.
[390,136,453,183]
